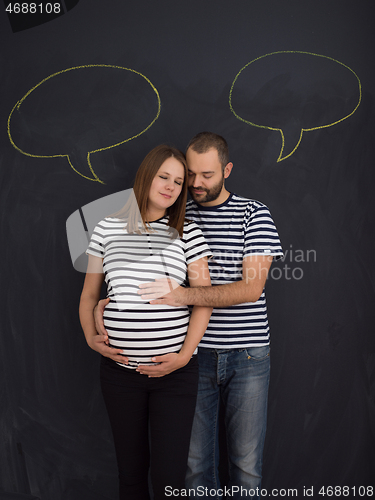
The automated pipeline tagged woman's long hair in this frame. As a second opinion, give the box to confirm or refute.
[113,145,188,237]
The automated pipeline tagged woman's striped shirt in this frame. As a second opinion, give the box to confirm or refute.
[185,193,283,348]
[86,217,211,368]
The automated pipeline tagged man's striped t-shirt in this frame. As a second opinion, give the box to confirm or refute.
[185,193,283,349]
[86,217,211,368]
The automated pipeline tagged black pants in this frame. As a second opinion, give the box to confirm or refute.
[100,356,199,500]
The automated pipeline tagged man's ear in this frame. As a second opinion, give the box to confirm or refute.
[224,162,233,179]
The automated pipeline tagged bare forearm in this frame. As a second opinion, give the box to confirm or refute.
[79,295,100,345]
[141,255,272,308]
[181,280,263,308]
[178,306,212,362]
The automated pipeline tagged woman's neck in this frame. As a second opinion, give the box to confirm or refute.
[145,209,166,223]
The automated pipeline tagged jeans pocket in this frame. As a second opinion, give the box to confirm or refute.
[245,345,270,361]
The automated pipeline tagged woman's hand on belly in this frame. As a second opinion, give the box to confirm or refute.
[136,352,188,377]
[87,332,129,365]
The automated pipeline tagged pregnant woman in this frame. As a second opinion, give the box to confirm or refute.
[79,144,212,500]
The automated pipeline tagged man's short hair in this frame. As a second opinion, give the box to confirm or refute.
[187,132,229,170]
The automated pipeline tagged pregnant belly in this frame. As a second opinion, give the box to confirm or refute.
[104,308,189,369]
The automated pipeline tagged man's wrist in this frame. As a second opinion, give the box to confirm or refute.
[178,286,190,305]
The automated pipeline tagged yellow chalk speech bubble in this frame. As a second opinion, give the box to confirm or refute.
[7,64,161,183]
[229,51,362,161]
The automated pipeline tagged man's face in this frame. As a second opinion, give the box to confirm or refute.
[186,148,225,205]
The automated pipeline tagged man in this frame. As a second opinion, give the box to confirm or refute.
[95,132,283,499]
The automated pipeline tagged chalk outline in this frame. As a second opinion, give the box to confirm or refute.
[229,51,362,161]
[7,64,161,183]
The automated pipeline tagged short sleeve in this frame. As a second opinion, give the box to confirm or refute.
[243,204,283,259]
[86,221,105,258]
[182,221,212,265]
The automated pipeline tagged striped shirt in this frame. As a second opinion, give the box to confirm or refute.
[86,217,211,368]
[185,193,283,348]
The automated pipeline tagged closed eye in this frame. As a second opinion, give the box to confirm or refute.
[160,175,182,185]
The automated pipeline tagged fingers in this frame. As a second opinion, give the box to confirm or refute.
[103,344,128,364]
[150,354,173,363]
[91,335,128,364]
[110,354,129,365]
[138,278,170,289]
[136,353,179,377]
[138,279,174,299]
[138,280,181,306]
[140,293,168,301]
[136,365,167,377]
[138,288,166,299]
[99,297,110,311]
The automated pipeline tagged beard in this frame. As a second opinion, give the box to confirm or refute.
[188,176,224,204]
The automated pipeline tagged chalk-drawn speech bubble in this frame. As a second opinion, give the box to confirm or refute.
[8,65,161,183]
[229,51,361,161]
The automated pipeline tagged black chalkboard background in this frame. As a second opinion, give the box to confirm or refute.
[1,1,374,498]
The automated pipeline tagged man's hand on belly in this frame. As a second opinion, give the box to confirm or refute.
[138,278,185,306]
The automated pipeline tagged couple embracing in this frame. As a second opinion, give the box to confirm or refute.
[79,132,283,500]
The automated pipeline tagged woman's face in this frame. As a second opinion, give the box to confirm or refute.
[147,157,185,219]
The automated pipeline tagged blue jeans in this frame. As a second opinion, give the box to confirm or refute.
[186,346,270,499]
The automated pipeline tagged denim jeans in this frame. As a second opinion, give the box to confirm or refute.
[186,346,270,499]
